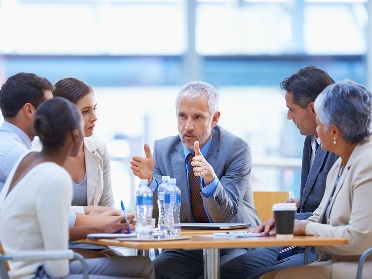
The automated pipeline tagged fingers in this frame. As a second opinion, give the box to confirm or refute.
[252,218,276,234]
[114,215,125,223]
[144,144,153,159]
[252,223,265,233]
[194,141,202,156]
[103,209,122,216]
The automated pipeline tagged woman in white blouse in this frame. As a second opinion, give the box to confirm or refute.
[0,97,155,279]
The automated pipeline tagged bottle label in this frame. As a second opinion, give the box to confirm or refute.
[136,196,143,205]
[158,192,164,200]
[142,195,153,205]
[165,194,181,203]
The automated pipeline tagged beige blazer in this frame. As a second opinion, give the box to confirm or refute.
[71,137,114,214]
[303,137,372,278]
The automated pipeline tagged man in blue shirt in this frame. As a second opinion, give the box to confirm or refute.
[0,72,53,191]
[131,80,260,279]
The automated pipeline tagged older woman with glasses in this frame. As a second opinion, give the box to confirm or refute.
[257,80,372,279]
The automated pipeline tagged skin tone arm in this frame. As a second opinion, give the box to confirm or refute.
[191,141,215,185]
[130,143,154,183]
[70,214,136,241]
[130,141,216,186]
[83,205,122,216]
[253,218,308,236]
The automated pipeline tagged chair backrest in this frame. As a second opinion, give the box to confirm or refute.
[0,246,89,279]
[253,191,290,222]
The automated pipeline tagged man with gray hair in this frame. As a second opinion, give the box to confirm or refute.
[131,80,260,279]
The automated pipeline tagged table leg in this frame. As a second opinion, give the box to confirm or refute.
[137,249,150,258]
[203,248,220,279]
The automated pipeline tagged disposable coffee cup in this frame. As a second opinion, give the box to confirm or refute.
[272,203,297,239]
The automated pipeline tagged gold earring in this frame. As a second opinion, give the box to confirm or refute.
[333,137,336,145]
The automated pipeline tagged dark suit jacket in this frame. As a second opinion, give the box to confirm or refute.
[296,136,338,220]
[152,125,260,227]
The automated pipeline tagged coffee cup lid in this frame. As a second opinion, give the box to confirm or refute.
[272,203,297,211]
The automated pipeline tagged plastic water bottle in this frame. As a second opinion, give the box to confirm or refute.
[135,179,153,239]
[157,176,170,237]
[164,178,181,237]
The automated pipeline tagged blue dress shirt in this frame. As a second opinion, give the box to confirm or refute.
[0,121,31,191]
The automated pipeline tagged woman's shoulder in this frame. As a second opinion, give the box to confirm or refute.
[84,137,108,153]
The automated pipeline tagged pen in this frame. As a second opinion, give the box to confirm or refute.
[120,200,132,234]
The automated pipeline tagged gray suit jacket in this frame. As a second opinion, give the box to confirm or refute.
[296,136,338,220]
[152,125,260,226]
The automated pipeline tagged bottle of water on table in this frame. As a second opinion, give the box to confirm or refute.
[136,179,153,239]
[158,176,170,237]
[164,178,181,237]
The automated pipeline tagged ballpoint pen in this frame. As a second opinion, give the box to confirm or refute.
[121,200,132,233]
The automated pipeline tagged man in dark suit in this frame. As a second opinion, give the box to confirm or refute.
[219,66,339,279]
[130,80,260,279]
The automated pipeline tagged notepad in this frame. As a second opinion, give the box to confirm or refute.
[87,232,136,239]
[213,232,265,238]
[180,223,250,230]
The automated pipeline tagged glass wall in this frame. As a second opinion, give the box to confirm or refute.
[0,0,368,209]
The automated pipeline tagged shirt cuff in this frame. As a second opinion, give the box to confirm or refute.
[70,205,85,214]
[201,176,218,198]
[149,177,158,193]
[69,210,77,227]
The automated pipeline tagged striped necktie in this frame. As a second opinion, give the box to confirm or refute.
[187,153,208,222]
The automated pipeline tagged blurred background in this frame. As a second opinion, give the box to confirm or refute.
[0,0,371,209]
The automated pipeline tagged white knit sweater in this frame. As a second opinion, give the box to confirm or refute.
[0,152,72,279]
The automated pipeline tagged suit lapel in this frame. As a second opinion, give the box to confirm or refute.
[85,143,100,205]
[302,147,327,205]
[301,136,312,190]
[205,129,220,167]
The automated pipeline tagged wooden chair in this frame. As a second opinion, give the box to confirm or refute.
[253,191,290,222]
[0,242,89,279]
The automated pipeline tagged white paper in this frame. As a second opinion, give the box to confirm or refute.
[87,232,136,239]
[212,232,265,238]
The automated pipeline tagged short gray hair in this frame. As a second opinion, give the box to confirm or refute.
[314,80,372,144]
[175,81,219,116]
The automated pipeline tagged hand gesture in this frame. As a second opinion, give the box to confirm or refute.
[88,209,122,216]
[191,141,216,185]
[252,218,276,236]
[130,143,154,183]
[101,216,134,234]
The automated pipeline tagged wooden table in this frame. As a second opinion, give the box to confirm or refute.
[81,235,348,279]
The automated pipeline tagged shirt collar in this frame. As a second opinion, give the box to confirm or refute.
[0,121,32,149]
[183,135,213,159]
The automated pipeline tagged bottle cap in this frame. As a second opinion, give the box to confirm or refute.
[162,176,170,182]
[140,179,148,185]
[169,178,176,184]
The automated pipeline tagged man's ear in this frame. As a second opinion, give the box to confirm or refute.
[309,102,315,113]
[211,111,221,127]
[22,103,36,119]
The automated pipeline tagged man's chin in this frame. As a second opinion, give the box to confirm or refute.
[182,138,195,150]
